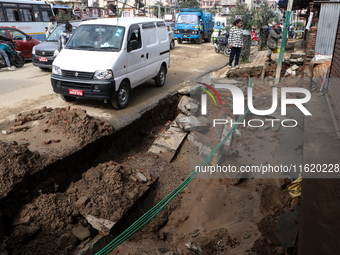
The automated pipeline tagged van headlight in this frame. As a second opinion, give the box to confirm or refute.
[52,65,62,75]
[53,49,59,57]
[94,69,113,79]
[32,46,36,55]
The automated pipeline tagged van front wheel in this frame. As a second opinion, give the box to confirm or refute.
[111,82,130,109]
[155,66,167,87]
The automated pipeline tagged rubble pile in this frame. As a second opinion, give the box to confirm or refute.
[6,161,154,255]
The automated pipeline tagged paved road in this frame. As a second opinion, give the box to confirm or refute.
[0,43,228,130]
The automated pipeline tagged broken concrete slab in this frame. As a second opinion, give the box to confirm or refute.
[84,215,115,236]
[178,85,200,95]
[72,225,90,241]
[176,114,210,133]
[178,96,191,115]
[153,126,188,152]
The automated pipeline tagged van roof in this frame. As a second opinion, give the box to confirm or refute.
[79,17,165,27]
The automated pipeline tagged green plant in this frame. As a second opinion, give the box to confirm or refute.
[208,9,218,15]
[178,0,200,8]
[56,9,77,24]
[254,2,275,28]
[228,3,256,31]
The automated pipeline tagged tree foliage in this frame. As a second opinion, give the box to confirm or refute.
[254,2,275,27]
[178,0,200,8]
[208,9,218,15]
[228,4,256,31]
[56,9,78,24]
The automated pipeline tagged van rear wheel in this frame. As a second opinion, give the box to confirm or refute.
[155,66,167,87]
[111,82,130,109]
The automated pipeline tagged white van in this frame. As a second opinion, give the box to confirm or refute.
[51,17,170,109]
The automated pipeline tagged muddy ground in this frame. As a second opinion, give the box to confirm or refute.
[0,62,306,255]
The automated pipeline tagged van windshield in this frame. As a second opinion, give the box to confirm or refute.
[176,14,198,24]
[66,25,125,51]
[47,26,76,42]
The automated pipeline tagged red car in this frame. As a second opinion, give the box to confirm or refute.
[0,26,40,59]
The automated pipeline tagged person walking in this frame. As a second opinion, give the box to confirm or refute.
[0,34,16,70]
[228,19,243,69]
[266,22,281,64]
[46,16,55,38]
[58,22,73,51]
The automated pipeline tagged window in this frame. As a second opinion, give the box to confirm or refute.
[143,23,157,47]
[122,10,130,17]
[127,25,141,52]
[8,29,27,40]
[0,29,9,38]
[4,6,20,21]
[33,5,40,21]
[40,6,53,22]
[20,8,33,22]
[0,6,5,21]
[66,25,125,51]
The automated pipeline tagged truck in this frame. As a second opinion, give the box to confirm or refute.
[174,8,214,44]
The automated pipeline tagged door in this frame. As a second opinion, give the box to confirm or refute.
[141,22,160,80]
[126,24,144,87]
[7,28,32,58]
[315,3,340,55]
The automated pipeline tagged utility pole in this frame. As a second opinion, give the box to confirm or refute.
[274,0,293,85]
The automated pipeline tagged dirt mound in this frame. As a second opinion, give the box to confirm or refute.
[7,161,153,255]
[45,107,114,146]
[0,141,44,199]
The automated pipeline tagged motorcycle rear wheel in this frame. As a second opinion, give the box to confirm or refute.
[13,52,25,68]
[215,46,220,53]
[224,47,231,57]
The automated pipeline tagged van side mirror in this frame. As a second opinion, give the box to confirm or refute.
[128,40,138,52]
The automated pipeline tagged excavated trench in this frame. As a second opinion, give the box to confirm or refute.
[0,94,181,255]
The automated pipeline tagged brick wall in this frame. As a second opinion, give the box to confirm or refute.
[307,27,317,50]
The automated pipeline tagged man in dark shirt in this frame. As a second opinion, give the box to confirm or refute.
[58,22,73,51]
[0,34,16,70]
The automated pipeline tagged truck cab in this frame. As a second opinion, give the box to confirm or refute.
[174,8,213,44]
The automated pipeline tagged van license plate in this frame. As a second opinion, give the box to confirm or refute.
[69,89,83,96]
[39,57,48,62]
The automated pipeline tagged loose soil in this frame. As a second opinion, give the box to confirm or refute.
[1,71,297,255]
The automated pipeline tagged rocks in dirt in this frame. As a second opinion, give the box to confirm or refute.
[84,215,115,236]
[156,248,174,255]
[136,172,148,183]
[2,130,8,135]
[84,168,101,181]
[271,123,281,132]
[291,64,299,71]
[75,196,90,208]
[10,225,41,244]
[178,95,199,115]
[58,233,77,251]
[10,125,29,132]
[43,139,52,144]
[0,141,44,199]
[72,225,90,241]
[178,85,199,95]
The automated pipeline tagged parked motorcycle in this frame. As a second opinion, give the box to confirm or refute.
[0,40,25,69]
[214,31,231,57]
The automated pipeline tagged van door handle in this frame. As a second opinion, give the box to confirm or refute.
[141,54,144,58]
[146,53,149,59]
